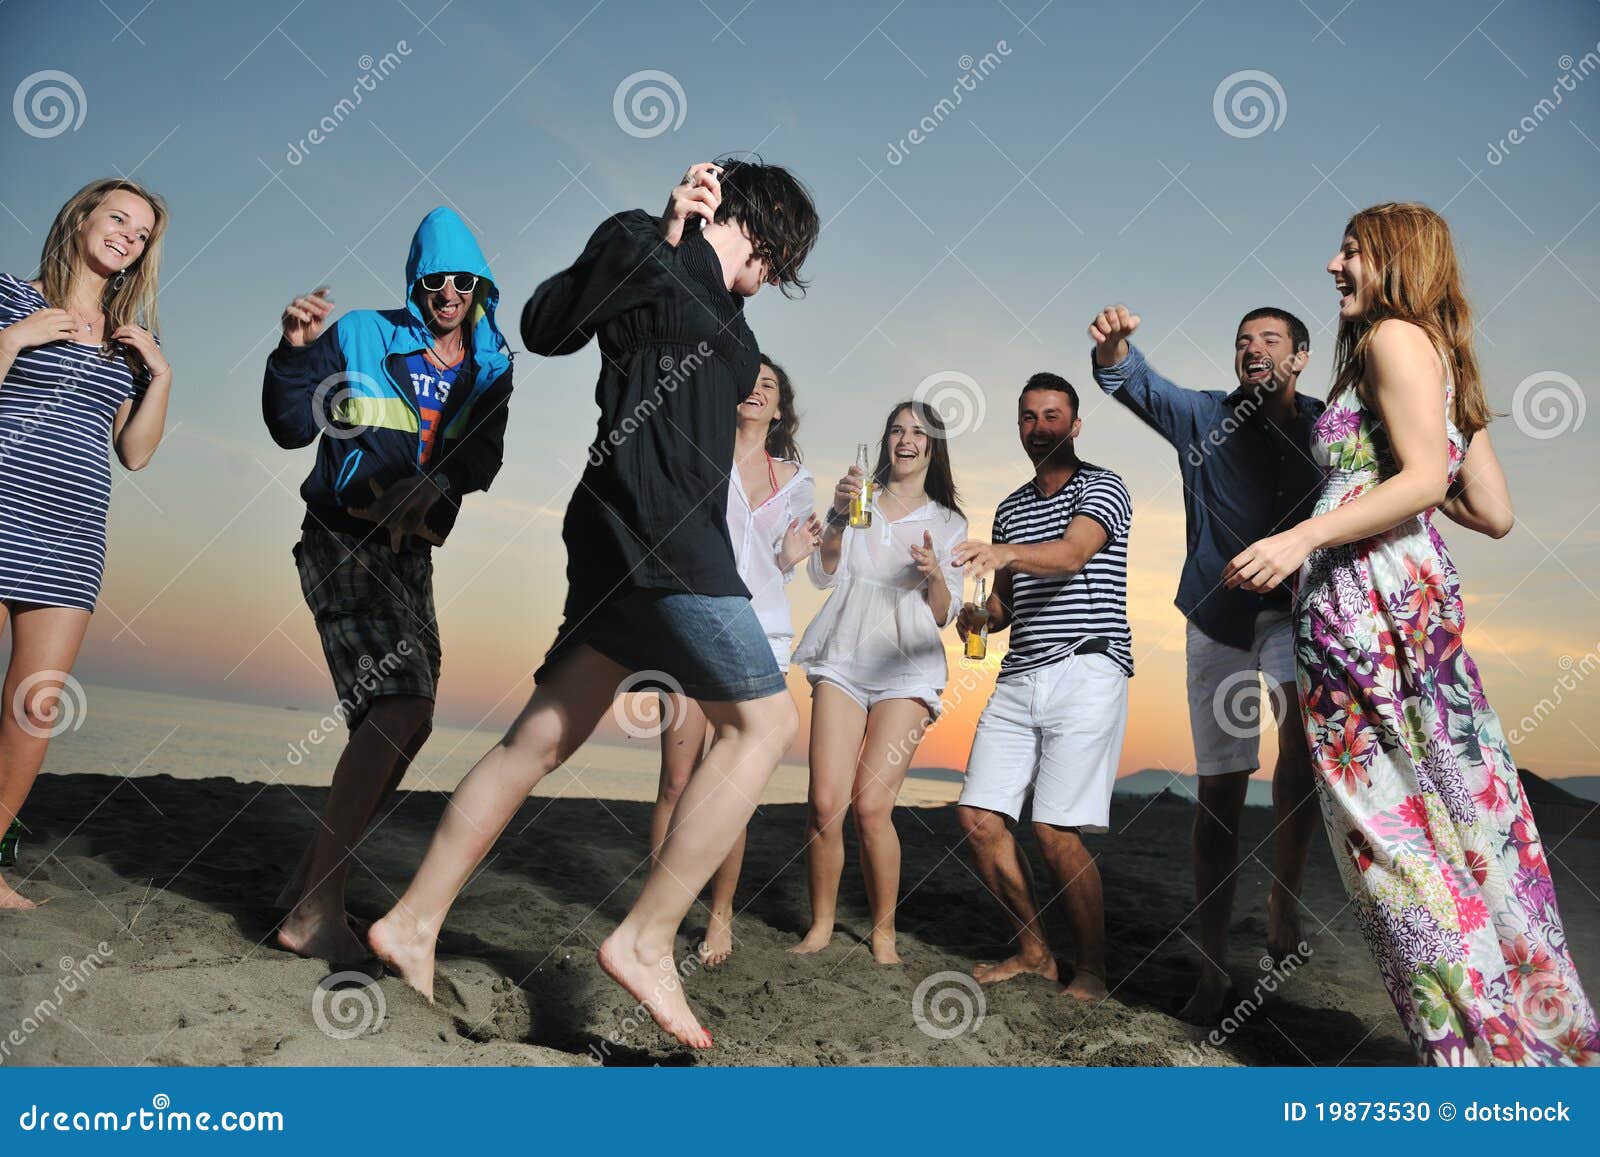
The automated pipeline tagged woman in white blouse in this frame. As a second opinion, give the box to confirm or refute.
[790,401,967,963]
[652,355,822,966]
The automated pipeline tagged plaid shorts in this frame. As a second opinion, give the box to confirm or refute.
[293,527,442,730]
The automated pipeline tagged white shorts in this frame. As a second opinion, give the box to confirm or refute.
[957,652,1129,832]
[770,634,792,675]
[1185,609,1297,776]
[806,665,941,718]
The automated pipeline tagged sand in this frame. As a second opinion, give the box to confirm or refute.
[9,769,1597,1067]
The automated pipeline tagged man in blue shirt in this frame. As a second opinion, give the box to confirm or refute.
[1089,304,1321,1024]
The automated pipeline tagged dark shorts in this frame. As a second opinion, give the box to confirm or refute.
[536,588,787,702]
[293,527,442,730]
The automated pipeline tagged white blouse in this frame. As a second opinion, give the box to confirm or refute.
[792,494,968,695]
[727,458,816,666]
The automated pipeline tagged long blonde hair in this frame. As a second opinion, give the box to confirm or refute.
[1330,202,1491,437]
[36,178,168,344]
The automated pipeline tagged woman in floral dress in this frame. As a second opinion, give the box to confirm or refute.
[1224,202,1599,1066]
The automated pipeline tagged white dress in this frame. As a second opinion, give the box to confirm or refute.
[792,494,967,717]
[727,458,815,671]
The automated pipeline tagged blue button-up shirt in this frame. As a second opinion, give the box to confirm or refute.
[1091,344,1325,650]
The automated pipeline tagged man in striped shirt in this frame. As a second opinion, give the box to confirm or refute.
[951,372,1132,1001]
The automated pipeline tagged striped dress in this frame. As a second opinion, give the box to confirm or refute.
[0,274,148,611]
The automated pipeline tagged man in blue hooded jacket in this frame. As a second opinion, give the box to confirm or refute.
[262,207,513,964]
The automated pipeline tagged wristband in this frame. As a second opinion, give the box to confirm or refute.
[825,507,849,529]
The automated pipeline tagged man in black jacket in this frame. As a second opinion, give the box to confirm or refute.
[369,159,819,1050]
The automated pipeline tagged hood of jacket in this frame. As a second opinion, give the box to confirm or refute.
[403,206,510,389]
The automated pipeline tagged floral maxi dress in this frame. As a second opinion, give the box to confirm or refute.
[1294,373,1600,1066]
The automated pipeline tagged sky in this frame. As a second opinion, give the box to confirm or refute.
[3,0,1599,780]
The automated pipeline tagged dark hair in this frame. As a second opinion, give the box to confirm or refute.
[1239,306,1309,353]
[712,154,820,299]
[872,400,964,521]
[1018,371,1079,417]
[757,353,802,462]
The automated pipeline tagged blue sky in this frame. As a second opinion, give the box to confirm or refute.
[3,0,1599,776]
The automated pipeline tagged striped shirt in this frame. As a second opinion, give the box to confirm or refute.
[0,274,149,611]
[993,463,1133,679]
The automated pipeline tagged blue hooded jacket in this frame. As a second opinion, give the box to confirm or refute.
[263,207,514,546]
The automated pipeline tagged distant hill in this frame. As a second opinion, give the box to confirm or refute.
[1549,775,1600,804]
[1520,769,1599,839]
[907,767,965,785]
[1113,768,1275,808]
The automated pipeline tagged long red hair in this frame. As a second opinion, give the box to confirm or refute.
[1330,202,1491,437]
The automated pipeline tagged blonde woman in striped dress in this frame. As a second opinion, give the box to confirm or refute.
[0,178,172,909]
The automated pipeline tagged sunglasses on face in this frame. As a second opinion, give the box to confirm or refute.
[419,272,479,295]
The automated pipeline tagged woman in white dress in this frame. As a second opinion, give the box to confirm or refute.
[652,355,822,965]
[790,400,967,963]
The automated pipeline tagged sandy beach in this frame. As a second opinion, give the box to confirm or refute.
[7,766,1595,1067]
[4,685,1598,1067]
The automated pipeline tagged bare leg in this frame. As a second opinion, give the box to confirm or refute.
[1182,769,1248,1022]
[789,683,867,954]
[369,646,625,1000]
[699,827,744,967]
[650,697,741,966]
[850,698,929,964]
[1268,680,1316,964]
[651,694,708,863]
[275,720,429,912]
[599,689,797,1047]
[957,805,1058,984]
[0,604,92,910]
[1033,822,1107,1001]
[277,695,432,962]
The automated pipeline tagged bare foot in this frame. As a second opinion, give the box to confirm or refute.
[1266,886,1305,966]
[277,900,369,966]
[367,911,438,1004]
[598,926,711,1049]
[972,952,1058,985]
[1061,969,1108,1002]
[1178,969,1235,1025]
[697,908,734,967]
[787,924,833,955]
[0,874,36,910]
[870,929,901,965]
